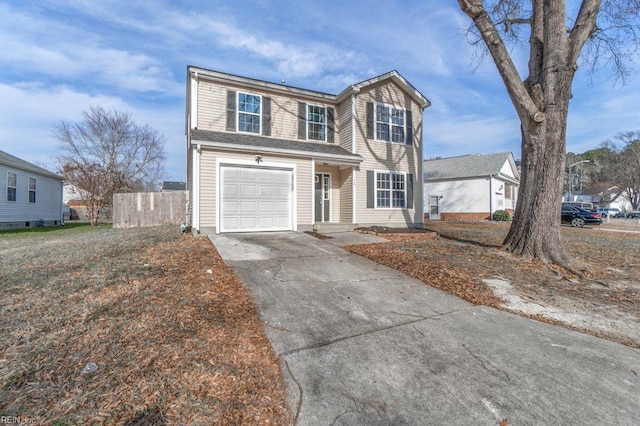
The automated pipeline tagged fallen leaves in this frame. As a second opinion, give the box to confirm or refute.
[0,227,291,424]
[347,222,640,349]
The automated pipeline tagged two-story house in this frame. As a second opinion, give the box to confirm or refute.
[186,66,430,234]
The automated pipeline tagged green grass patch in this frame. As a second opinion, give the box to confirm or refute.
[0,222,104,235]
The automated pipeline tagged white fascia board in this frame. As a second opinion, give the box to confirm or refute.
[193,140,363,167]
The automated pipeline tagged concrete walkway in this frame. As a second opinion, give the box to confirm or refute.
[210,232,640,425]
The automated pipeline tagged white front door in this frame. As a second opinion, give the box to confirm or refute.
[428,195,441,220]
[220,165,293,232]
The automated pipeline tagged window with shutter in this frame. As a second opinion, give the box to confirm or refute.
[374,171,406,208]
[307,104,327,141]
[237,92,261,134]
[375,103,405,143]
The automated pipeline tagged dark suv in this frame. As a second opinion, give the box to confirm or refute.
[561,204,603,227]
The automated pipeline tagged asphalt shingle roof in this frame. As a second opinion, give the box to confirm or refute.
[191,129,363,161]
[424,152,517,181]
[0,149,63,180]
[162,181,186,191]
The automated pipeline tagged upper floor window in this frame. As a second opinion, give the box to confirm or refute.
[376,171,405,208]
[28,177,36,203]
[7,172,17,202]
[238,92,261,134]
[376,104,405,143]
[307,105,326,141]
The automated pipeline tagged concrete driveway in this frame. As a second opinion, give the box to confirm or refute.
[210,232,640,425]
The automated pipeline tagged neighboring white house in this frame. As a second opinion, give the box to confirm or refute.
[0,149,64,229]
[424,152,520,221]
[564,187,633,211]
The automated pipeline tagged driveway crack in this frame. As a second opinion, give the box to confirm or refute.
[284,360,303,424]
[463,343,511,382]
[281,308,470,356]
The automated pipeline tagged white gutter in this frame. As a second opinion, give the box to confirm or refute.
[192,139,363,167]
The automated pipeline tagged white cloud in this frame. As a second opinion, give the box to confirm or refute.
[0,83,184,180]
[426,112,521,159]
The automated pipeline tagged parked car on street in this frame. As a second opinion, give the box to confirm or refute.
[561,204,603,227]
[614,211,639,219]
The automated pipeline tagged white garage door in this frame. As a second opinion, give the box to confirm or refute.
[220,165,293,232]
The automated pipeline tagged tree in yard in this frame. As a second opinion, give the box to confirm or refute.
[55,106,166,226]
[457,0,640,272]
[602,131,640,209]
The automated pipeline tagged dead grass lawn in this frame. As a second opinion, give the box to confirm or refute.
[349,222,640,349]
[0,226,291,425]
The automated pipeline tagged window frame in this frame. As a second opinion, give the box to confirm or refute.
[28,176,36,203]
[237,92,262,134]
[7,171,17,202]
[375,170,406,209]
[307,104,327,142]
[375,103,405,143]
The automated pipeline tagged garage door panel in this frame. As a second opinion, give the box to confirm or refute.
[220,165,293,232]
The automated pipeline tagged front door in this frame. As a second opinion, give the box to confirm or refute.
[314,173,331,222]
[428,195,441,220]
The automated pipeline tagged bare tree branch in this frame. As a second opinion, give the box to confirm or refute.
[458,0,544,123]
[54,106,166,226]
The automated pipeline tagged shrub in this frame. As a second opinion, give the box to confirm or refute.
[492,210,511,221]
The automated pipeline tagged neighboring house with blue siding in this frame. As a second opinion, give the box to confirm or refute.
[0,149,64,229]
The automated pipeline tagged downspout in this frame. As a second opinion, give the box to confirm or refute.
[351,93,357,224]
[489,175,493,220]
[193,144,201,233]
[59,180,64,225]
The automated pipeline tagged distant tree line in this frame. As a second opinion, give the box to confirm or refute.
[566,131,640,210]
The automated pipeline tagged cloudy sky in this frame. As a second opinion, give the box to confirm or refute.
[1,0,638,182]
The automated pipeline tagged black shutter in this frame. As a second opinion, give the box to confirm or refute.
[262,97,271,136]
[367,170,375,208]
[226,90,236,131]
[405,110,413,145]
[298,102,307,139]
[327,107,335,143]
[406,174,414,209]
[366,102,374,139]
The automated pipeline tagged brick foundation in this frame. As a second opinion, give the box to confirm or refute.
[425,212,491,221]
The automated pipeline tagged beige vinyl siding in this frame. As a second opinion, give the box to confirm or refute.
[337,97,352,152]
[195,78,339,143]
[339,169,353,223]
[199,150,217,226]
[197,81,226,131]
[197,148,313,228]
[353,81,423,225]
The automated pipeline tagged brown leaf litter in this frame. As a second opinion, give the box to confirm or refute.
[1,229,291,425]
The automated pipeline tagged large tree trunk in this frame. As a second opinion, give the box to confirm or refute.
[503,106,571,265]
[457,0,598,271]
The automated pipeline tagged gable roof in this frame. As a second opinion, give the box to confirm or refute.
[336,70,431,109]
[424,152,519,182]
[0,149,63,180]
[188,66,430,109]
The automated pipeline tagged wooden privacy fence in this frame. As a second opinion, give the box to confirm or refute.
[113,191,186,228]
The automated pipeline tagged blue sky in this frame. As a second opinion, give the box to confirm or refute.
[1,0,638,182]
